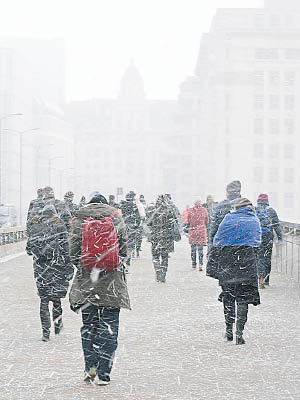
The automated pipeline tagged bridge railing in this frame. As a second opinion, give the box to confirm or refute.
[273,221,300,282]
[0,226,27,246]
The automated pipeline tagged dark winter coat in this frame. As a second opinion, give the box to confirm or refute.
[69,203,130,311]
[44,195,72,231]
[120,199,141,243]
[203,201,217,222]
[26,217,73,300]
[148,202,176,256]
[188,205,209,245]
[26,196,45,231]
[255,201,282,243]
[207,207,261,305]
[209,193,241,246]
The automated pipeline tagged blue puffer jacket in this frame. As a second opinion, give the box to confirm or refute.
[213,207,262,248]
[209,193,241,246]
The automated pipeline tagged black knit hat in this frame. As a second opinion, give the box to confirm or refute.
[226,180,241,194]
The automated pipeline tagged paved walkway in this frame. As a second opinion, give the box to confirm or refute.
[1,239,300,400]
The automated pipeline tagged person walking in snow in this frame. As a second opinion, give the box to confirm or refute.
[69,191,130,385]
[148,194,178,283]
[255,193,282,288]
[120,191,141,268]
[134,195,146,258]
[187,200,209,271]
[26,205,73,341]
[207,198,261,345]
[26,188,45,233]
[43,186,72,231]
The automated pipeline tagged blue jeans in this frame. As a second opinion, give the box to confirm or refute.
[81,304,120,382]
[191,244,204,266]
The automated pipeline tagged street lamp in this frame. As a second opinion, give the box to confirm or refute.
[0,113,23,203]
[4,127,40,225]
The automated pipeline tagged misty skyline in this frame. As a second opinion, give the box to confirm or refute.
[0,0,262,101]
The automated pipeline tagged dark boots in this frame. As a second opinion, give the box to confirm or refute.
[225,323,233,341]
[235,303,248,345]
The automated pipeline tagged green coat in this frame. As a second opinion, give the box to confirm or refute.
[69,203,131,311]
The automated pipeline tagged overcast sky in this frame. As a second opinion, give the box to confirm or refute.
[0,0,262,101]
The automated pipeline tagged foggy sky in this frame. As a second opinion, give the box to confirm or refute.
[0,0,262,101]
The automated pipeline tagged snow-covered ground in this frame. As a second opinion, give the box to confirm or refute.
[1,238,300,400]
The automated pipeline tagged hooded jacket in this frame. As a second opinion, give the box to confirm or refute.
[69,202,130,311]
[207,207,261,300]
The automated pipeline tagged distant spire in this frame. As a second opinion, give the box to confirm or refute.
[118,61,146,103]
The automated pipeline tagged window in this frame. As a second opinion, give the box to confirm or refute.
[285,71,295,86]
[269,119,279,135]
[285,95,295,110]
[254,14,264,28]
[269,144,279,159]
[255,48,279,60]
[285,49,300,60]
[284,168,294,183]
[254,143,264,158]
[254,95,264,110]
[284,144,294,159]
[269,71,280,86]
[270,95,279,110]
[253,167,263,183]
[253,119,263,135]
[285,119,294,135]
[284,193,294,208]
[252,71,264,86]
[269,168,279,183]
[270,14,280,27]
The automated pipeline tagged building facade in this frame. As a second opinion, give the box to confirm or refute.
[176,0,300,221]
[0,38,73,224]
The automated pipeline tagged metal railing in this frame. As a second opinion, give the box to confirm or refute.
[273,221,300,282]
[0,226,27,246]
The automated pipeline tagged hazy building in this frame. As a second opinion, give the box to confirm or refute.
[176,0,300,221]
[66,62,176,202]
[0,38,73,223]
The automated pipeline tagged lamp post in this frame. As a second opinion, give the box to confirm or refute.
[0,113,23,203]
[4,127,40,225]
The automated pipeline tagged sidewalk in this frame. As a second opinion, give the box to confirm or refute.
[1,238,300,400]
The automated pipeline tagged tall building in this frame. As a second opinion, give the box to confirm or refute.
[176,0,300,221]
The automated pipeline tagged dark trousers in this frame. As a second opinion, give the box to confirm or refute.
[257,240,273,281]
[40,298,62,337]
[135,226,143,252]
[190,244,204,266]
[81,304,120,382]
[263,240,273,284]
[222,287,248,334]
[153,250,169,282]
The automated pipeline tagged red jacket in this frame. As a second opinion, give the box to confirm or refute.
[188,205,209,245]
[182,209,189,224]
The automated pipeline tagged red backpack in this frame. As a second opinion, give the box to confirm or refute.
[81,212,119,272]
